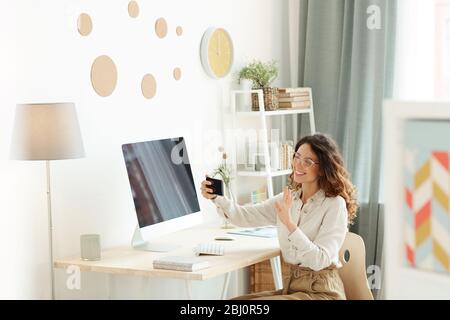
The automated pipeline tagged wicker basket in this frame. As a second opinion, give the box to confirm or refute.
[252,87,279,111]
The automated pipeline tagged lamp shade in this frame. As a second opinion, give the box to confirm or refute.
[10,103,85,160]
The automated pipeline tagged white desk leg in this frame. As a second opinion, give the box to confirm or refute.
[185,280,193,300]
[146,277,152,299]
[220,272,231,300]
[270,256,283,290]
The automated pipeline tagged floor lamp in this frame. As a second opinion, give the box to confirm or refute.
[10,103,85,299]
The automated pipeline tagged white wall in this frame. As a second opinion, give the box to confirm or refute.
[0,0,290,299]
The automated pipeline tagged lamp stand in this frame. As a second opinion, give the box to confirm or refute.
[46,160,55,300]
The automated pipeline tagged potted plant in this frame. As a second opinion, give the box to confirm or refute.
[212,146,233,200]
[238,60,279,111]
[212,146,235,229]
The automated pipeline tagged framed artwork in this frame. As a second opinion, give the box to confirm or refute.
[383,101,450,299]
[254,153,267,172]
[435,0,450,97]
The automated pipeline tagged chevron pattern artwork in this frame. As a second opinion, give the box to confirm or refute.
[404,121,450,275]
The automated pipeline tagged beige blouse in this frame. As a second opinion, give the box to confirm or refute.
[212,189,348,271]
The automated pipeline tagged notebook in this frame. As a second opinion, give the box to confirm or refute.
[152,256,210,272]
[227,226,277,238]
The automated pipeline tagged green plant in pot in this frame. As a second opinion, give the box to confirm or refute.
[212,146,235,229]
[238,60,279,111]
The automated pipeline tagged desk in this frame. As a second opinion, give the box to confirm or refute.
[54,226,282,299]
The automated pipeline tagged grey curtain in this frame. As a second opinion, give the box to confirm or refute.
[289,0,397,298]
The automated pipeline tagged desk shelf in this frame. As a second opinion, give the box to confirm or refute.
[236,108,312,117]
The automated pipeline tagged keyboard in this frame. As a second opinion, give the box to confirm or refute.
[194,242,225,256]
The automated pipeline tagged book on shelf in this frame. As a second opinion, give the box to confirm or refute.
[250,187,268,204]
[278,96,310,102]
[270,143,280,170]
[278,92,309,98]
[152,256,210,272]
[278,87,311,94]
[279,142,294,170]
[278,100,311,109]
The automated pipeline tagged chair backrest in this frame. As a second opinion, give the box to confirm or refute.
[338,232,374,300]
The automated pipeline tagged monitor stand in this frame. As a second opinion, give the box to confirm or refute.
[131,225,180,252]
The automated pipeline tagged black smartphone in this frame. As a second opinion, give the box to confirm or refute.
[206,177,224,196]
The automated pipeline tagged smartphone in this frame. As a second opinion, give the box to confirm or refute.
[206,177,224,196]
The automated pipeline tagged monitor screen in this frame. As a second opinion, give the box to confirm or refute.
[122,137,200,228]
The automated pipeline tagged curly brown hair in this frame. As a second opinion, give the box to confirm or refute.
[288,133,358,224]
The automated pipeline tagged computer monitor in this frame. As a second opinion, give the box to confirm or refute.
[122,137,201,251]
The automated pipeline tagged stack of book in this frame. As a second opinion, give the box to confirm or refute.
[153,256,210,272]
[277,87,311,109]
[279,142,294,170]
[250,187,267,204]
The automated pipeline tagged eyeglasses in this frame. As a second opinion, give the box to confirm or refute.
[293,152,319,168]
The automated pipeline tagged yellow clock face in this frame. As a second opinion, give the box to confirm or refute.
[207,28,233,78]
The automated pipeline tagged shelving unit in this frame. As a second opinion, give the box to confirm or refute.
[230,88,316,198]
[229,88,316,291]
[236,108,313,117]
[236,169,293,177]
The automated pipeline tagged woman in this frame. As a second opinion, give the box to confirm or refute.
[200,133,358,300]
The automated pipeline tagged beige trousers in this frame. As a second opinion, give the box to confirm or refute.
[232,265,346,300]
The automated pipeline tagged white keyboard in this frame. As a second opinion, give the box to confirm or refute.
[194,242,225,256]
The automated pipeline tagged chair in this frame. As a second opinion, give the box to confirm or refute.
[338,232,374,300]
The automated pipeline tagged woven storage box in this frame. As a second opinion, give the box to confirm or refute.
[252,87,279,111]
[249,257,291,293]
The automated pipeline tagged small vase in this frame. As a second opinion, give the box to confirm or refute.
[237,79,252,112]
[221,184,235,229]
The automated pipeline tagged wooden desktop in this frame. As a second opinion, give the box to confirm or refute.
[54,225,282,299]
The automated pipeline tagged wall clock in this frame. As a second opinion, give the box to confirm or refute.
[200,27,234,78]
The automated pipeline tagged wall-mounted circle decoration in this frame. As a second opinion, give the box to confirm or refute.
[91,55,118,97]
[173,68,182,81]
[155,18,168,38]
[176,26,183,36]
[128,1,139,18]
[141,74,157,99]
[77,13,92,36]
